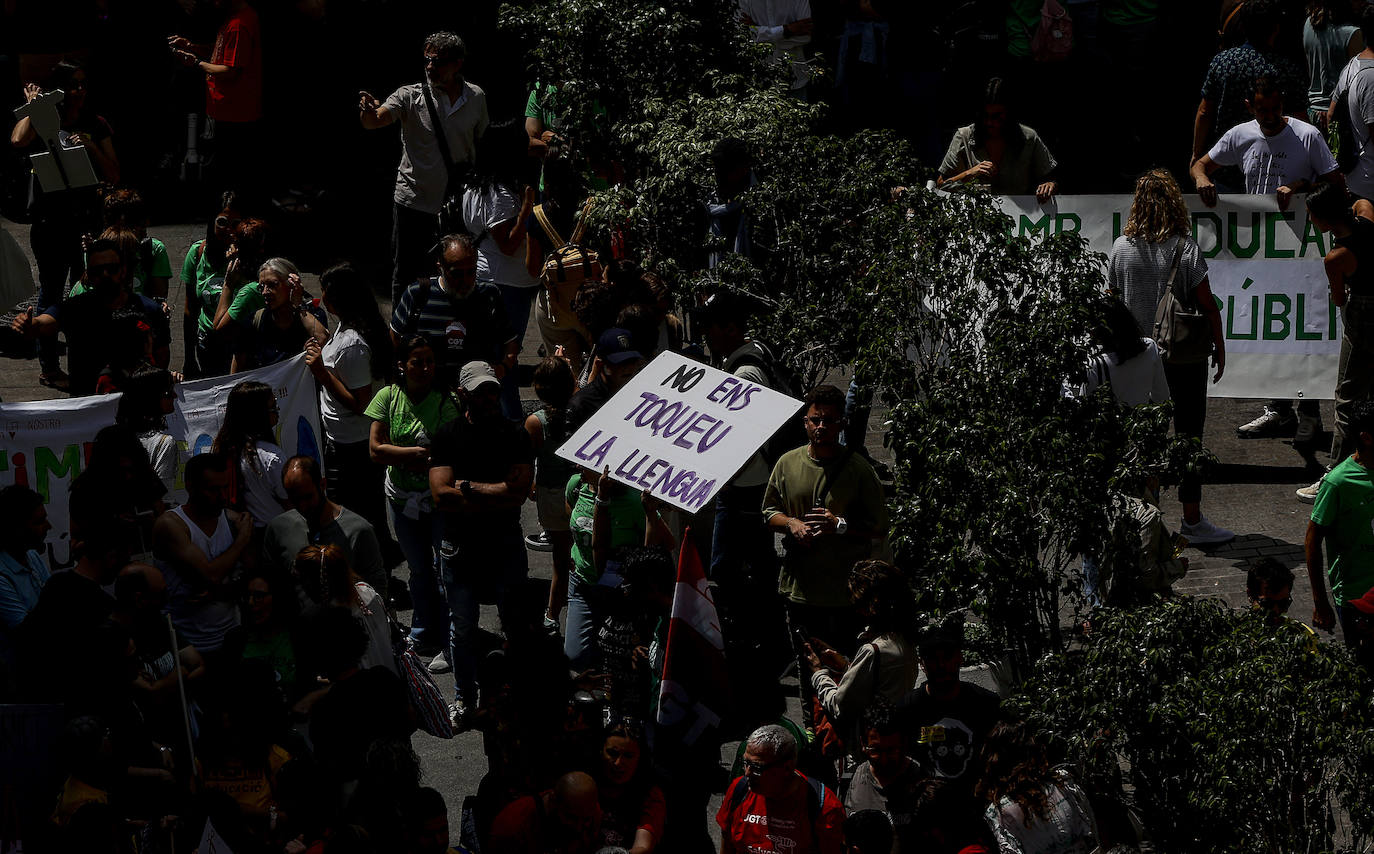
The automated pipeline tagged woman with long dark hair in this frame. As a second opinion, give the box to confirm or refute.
[976,721,1098,854]
[307,261,398,565]
[1108,168,1231,546]
[938,77,1058,202]
[182,192,242,378]
[116,365,180,498]
[463,118,539,419]
[213,380,289,530]
[593,722,665,854]
[364,336,459,662]
[11,59,120,390]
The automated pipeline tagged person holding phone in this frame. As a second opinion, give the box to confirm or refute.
[764,384,889,731]
[230,257,328,373]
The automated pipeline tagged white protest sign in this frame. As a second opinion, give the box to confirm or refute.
[555,351,803,512]
[995,194,1338,399]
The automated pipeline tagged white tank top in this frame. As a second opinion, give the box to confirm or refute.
[157,506,240,651]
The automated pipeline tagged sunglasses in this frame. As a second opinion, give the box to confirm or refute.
[805,416,843,426]
[741,757,785,774]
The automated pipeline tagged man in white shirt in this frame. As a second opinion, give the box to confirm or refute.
[358,32,490,304]
[1192,73,1344,443]
[739,0,813,95]
[1330,8,1374,199]
[1192,74,1343,210]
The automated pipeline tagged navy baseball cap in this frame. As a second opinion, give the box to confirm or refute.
[598,327,645,365]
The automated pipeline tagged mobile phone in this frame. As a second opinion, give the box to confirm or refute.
[791,625,811,653]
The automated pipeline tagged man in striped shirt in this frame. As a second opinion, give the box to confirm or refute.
[389,233,517,393]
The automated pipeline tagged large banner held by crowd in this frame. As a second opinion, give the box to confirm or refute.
[998,194,1336,400]
[0,354,321,571]
[555,351,804,513]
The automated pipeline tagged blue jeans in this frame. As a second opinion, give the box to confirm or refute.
[843,379,872,452]
[498,284,540,421]
[441,526,528,703]
[564,582,600,671]
[391,503,446,651]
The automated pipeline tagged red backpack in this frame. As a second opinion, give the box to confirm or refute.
[1030,0,1073,63]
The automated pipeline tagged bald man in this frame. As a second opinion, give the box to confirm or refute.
[261,455,385,598]
[488,771,602,854]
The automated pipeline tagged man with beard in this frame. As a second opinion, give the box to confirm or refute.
[11,238,169,395]
[359,31,491,303]
[895,621,1001,792]
[429,361,533,728]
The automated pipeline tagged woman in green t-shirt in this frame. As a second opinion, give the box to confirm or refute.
[181,193,240,377]
[364,335,459,658]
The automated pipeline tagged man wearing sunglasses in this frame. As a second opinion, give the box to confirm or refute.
[763,384,889,659]
[11,238,170,395]
[359,31,490,304]
[717,725,845,854]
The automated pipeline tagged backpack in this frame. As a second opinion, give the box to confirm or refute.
[1332,61,1374,173]
[722,340,806,464]
[1029,0,1073,63]
[533,199,599,336]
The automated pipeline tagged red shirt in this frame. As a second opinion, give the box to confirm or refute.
[207,5,263,122]
[715,773,845,854]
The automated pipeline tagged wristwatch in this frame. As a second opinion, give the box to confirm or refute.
[459,480,473,496]
[835,517,849,535]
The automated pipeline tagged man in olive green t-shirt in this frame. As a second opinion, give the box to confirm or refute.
[763,384,888,656]
[1306,400,1374,666]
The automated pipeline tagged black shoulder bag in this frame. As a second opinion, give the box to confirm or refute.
[420,83,468,236]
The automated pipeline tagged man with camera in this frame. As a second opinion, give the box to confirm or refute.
[358,31,490,304]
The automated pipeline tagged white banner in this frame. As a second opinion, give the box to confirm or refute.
[997,194,1337,399]
[555,351,803,512]
[0,354,322,571]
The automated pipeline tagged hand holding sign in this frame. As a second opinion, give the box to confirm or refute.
[556,352,803,513]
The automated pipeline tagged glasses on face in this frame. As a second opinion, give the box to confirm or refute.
[215,216,241,229]
[741,757,785,775]
[440,263,477,277]
[1258,596,1293,610]
[805,416,843,426]
[424,54,451,66]
[88,262,122,276]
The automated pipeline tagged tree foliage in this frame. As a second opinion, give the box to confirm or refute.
[1010,598,1374,853]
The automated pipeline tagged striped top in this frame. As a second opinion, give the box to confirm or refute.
[389,277,514,384]
[1107,234,1209,338]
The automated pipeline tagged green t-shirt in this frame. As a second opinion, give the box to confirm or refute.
[363,384,460,498]
[228,281,265,324]
[1005,0,1042,59]
[181,239,229,337]
[566,472,645,586]
[525,84,562,132]
[69,237,171,298]
[762,447,890,608]
[1102,0,1160,27]
[1311,455,1374,604]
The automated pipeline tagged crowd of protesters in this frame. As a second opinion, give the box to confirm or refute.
[5,0,1374,852]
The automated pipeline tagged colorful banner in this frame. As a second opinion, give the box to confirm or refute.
[997,194,1337,400]
[554,351,803,513]
[0,354,321,571]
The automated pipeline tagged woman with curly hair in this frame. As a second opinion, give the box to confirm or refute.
[975,721,1098,854]
[1107,168,1232,547]
[803,559,920,759]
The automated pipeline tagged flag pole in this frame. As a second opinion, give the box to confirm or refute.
[167,614,198,784]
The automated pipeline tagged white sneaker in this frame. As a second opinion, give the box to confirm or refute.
[1297,477,1325,503]
[427,651,452,674]
[1294,413,1323,444]
[1236,407,1296,439]
[1178,514,1236,547]
[448,700,470,732]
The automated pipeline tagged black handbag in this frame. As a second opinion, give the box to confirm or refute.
[420,83,469,237]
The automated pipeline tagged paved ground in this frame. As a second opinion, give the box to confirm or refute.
[0,217,1343,840]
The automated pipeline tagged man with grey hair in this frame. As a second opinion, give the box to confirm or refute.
[358,31,490,303]
[389,233,516,391]
[716,724,845,854]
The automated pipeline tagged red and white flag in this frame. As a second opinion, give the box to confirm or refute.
[656,531,730,746]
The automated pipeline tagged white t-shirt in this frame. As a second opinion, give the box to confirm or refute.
[239,442,288,528]
[1082,339,1171,407]
[1206,117,1337,193]
[319,326,374,445]
[139,430,179,500]
[462,185,539,288]
[1335,57,1374,197]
